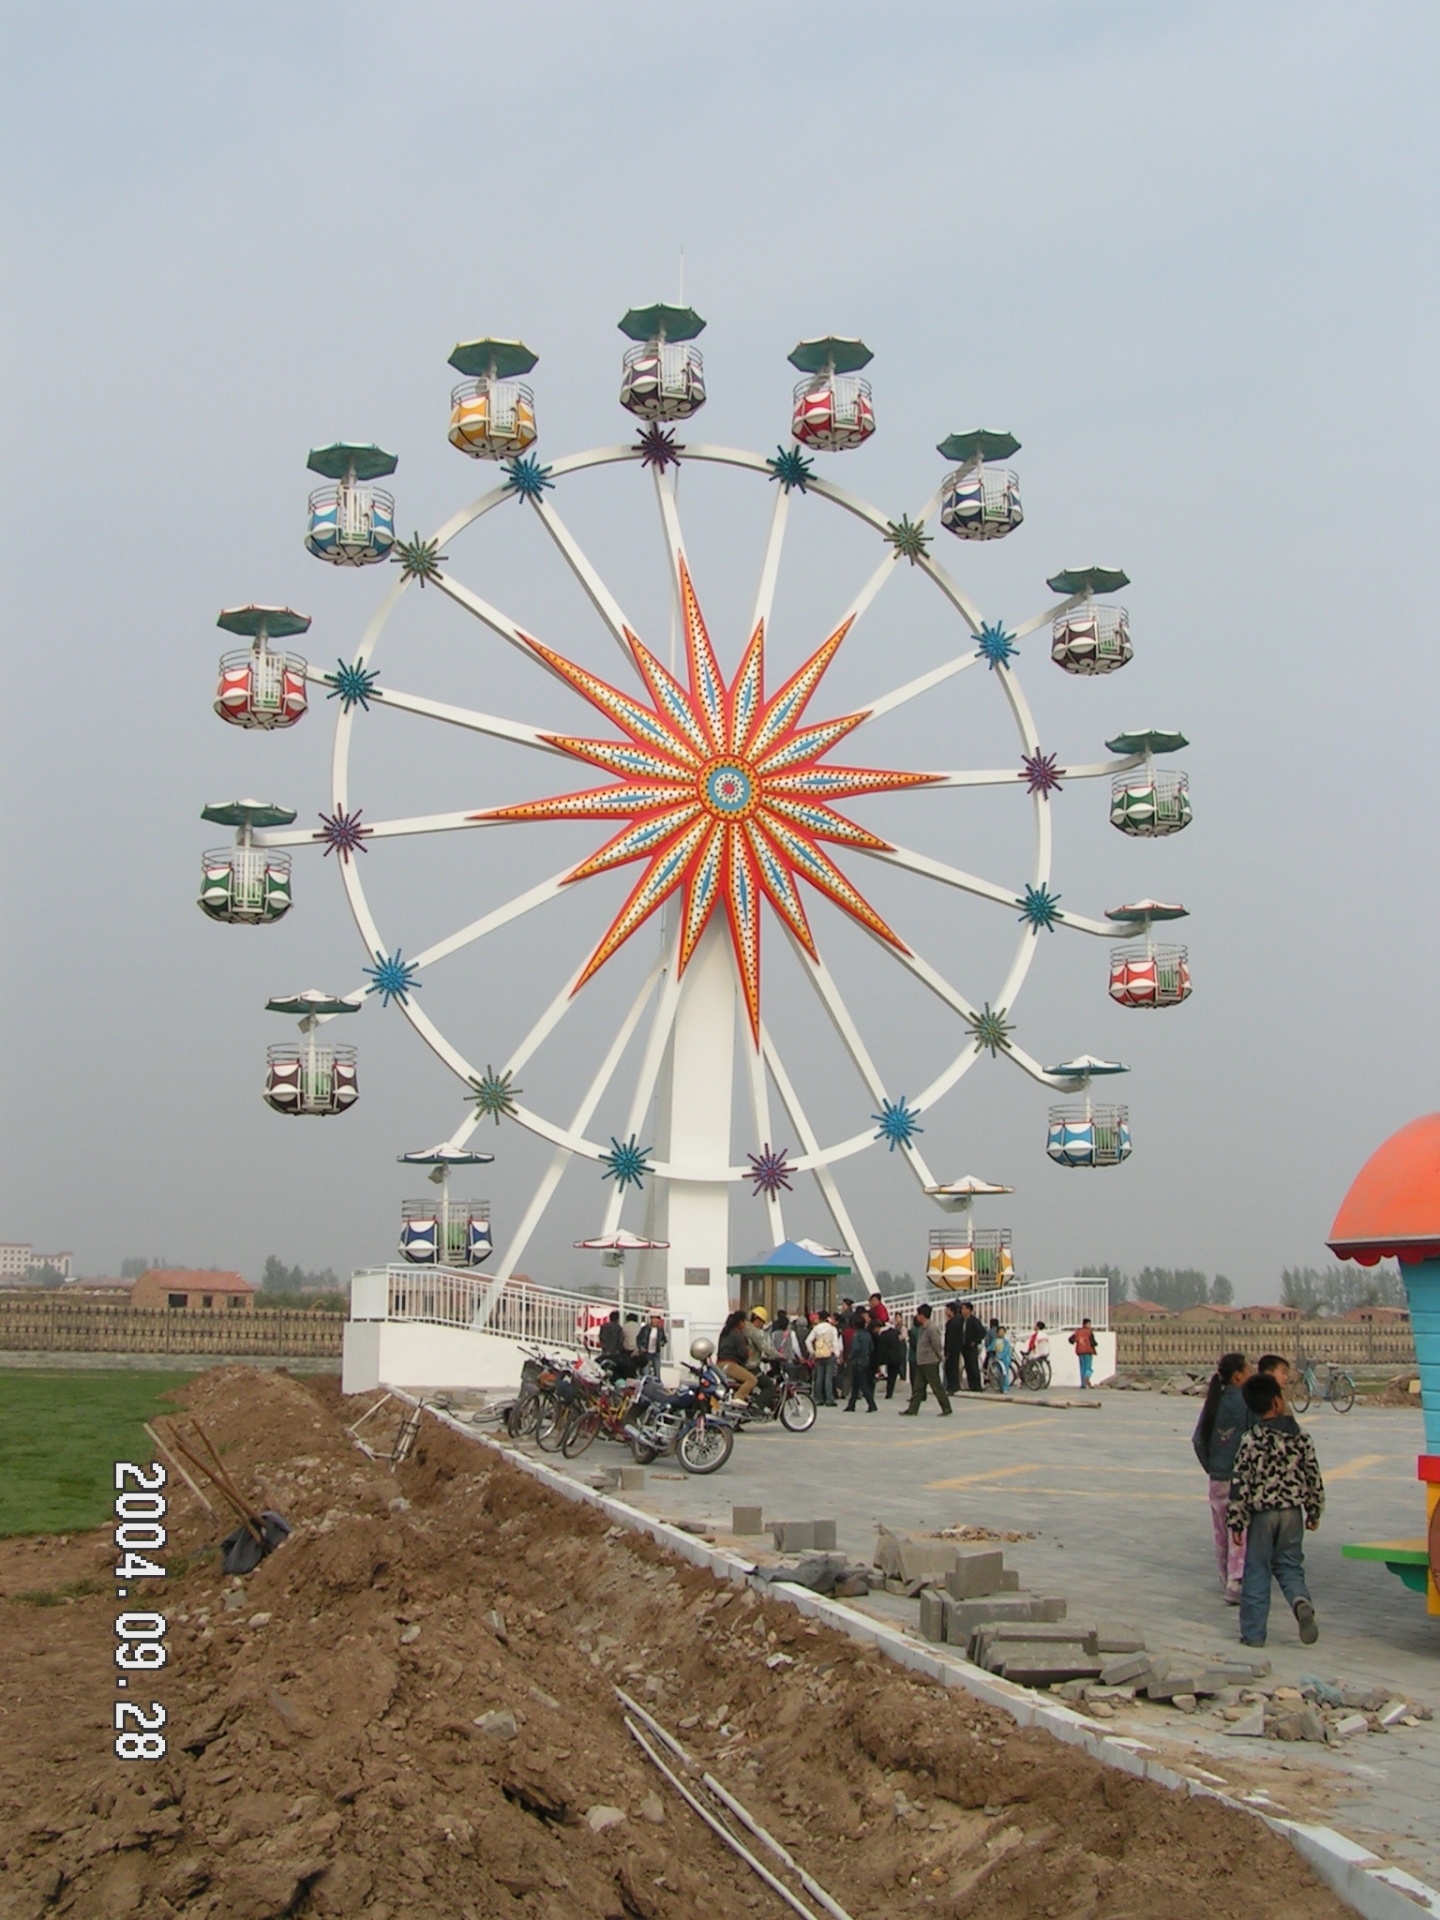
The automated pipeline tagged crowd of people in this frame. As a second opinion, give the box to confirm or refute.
[1192,1350,1325,1647]
[710,1295,1072,1413]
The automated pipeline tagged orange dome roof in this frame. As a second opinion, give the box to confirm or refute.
[1329,1113,1440,1265]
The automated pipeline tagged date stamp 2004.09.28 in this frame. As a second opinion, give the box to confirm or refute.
[112,1462,169,1760]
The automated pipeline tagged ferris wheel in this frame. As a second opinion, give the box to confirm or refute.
[199,306,1192,1318]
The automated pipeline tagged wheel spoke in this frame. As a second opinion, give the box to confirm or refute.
[920,753,1142,789]
[599,923,686,1237]
[749,482,791,642]
[857,649,982,724]
[301,674,566,756]
[856,842,1113,935]
[760,1024,877,1291]
[530,492,649,676]
[480,954,669,1307]
[785,931,939,1191]
[256,809,507,849]
[741,1027,786,1245]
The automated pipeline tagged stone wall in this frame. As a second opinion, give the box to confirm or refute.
[1115,1317,1414,1371]
[0,1297,342,1358]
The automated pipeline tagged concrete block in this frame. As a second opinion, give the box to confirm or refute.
[1379,1699,1411,1727]
[942,1548,1005,1599]
[897,1539,963,1587]
[1035,1595,1068,1622]
[980,1621,1099,1650]
[1145,1671,1204,1703]
[772,1521,815,1552]
[1094,1629,1147,1654]
[919,1588,946,1644]
[732,1505,764,1534]
[1332,1712,1369,1740]
[999,1569,1021,1592]
[1223,1705,1266,1737]
[1099,1653,1152,1688]
[618,1467,646,1491]
[811,1520,838,1551]
[987,1645,1105,1688]
[942,1595,1041,1642]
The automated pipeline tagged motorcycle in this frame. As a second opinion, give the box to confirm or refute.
[718,1361,817,1433]
[623,1359,734,1475]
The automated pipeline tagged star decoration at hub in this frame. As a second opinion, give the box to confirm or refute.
[475,559,939,1041]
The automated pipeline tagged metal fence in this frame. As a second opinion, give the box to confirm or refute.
[885,1278,1111,1332]
[350,1266,605,1354]
[0,1296,343,1356]
[1114,1318,1415,1371]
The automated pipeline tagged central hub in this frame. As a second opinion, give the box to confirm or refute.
[700,759,756,819]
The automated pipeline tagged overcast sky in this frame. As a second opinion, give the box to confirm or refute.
[2,1,1436,1300]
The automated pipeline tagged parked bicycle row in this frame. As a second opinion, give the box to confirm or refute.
[503,1336,817,1476]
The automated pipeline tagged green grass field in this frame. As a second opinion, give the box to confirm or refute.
[0,1371,195,1537]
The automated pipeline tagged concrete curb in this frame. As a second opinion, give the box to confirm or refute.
[418,1397,1440,1920]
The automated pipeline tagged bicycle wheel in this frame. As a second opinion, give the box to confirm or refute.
[562,1408,603,1459]
[678,1419,734,1475]
[1330,1371,1356,1414]
[1019,1359,1044,1392]
[779,1391,817,1433]
[506,1392,540,1439]
[1291,1372,1312,1416]
[983,1358,1003,1393]
[535,1394,569,1451]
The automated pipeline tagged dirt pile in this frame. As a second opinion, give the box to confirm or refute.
[1,1367,1356,1920]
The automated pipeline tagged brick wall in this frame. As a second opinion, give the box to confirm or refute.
[1115,1317,1415,1371]
[0,1297,342,1358]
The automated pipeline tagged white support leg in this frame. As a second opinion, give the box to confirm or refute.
[640,920,736,1339]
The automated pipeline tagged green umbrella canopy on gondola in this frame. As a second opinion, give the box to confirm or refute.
[201,799,297,830]
[217,605,311,639]
[922,1175,1015,1199]
[937,430,1021,464]
[788,336,873,375]
[1046,566,1130,598]
[1045,1054,1130,1080]
[398,1143,494,1167]
[306,442,398,482]
[265,989,361,1017]
[618,303,705,343]
[1105,899,1189,925]
[447,338,538,380]
[1106,728,1188,757]
[574,1229,671,1250]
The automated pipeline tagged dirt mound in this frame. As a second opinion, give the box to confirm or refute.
[1371,1372,1422,1408]
[0,1366,1355,1919]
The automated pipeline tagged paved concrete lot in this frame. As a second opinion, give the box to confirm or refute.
[511,1389,1440,1884]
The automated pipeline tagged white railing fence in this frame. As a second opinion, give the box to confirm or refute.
[350,1265,670,1356]
[882,1277,1110,1332]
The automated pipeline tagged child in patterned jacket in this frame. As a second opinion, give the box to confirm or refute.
[1226,1371,1324,1648]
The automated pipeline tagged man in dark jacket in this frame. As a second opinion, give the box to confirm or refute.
[843,1309,877,1411]
[942,1302,964,1394]
[958,1302,985,1392]
[899,1305,952,1415]
[598,1310,625,1372]
[874,1319,906,1399]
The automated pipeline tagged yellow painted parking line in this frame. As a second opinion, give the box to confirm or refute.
[923,1462,1046,1489]
[1323,1453,1399,1479]
[924,1480,1203,1500]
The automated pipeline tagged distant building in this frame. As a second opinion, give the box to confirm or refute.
[1234,1303,1300,1321]
[0,1243,73,1279]
[1112,1298,1172,1320]
[61,1275,133,1295]
[1175,1303,1240,1323]
[129,1269,255,1311]
[1340,1304,1410,1324]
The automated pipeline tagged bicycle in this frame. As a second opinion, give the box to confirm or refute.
[982,1350,1051,1393]
[1292,1359,1355,1415]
